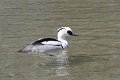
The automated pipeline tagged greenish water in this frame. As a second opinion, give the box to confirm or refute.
[0,0,120,80]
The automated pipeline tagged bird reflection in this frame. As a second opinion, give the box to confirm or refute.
[54,50,69,76]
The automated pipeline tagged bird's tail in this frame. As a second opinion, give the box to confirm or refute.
[18,48,31,53]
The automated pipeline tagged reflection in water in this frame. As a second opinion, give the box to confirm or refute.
[54,50,69,76]
[55,66,69,77]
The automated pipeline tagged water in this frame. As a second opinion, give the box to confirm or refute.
[0,0,120,80]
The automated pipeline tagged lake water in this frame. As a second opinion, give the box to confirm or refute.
[0,0,120,80]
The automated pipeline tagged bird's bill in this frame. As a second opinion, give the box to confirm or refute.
[72,33,78,36]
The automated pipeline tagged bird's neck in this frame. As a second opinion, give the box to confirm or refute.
[58,35,68,46]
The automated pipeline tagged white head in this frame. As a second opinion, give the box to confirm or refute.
[57,27,77,41]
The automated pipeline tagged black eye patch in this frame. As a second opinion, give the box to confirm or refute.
[67,31,73,35]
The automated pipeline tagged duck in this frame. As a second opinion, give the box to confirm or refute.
[18,27,77,56]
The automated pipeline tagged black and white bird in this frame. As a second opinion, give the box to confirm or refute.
[18,27,77,55]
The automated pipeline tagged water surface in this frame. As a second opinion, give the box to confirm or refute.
[0,0,120,80]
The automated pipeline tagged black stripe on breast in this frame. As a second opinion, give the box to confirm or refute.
[52,44,64,49]
[32,38,59,45]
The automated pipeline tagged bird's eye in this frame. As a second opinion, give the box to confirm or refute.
[67,31,73,35]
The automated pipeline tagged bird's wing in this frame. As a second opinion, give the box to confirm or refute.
[31,38,60,45]
[41,41,62,46]
[18,38,63,53]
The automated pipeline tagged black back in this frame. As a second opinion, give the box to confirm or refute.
[32,38,59,45]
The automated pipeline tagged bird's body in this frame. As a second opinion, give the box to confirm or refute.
[18,27,77,54]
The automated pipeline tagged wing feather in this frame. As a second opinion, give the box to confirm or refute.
[18,38,63,53]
